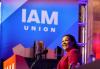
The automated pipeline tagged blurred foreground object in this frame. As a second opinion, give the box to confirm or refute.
[78,60,100,69]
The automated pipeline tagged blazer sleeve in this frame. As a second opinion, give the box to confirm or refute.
[68,49,79,65]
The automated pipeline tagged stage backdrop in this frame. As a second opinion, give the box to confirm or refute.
[1,0,79,59]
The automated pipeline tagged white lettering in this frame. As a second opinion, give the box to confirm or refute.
[23,25,56,32]
[4,63,15,69]
[27,10,40,23]
[7,66,8,69]
[38,26,41,31]
[24,26,29,30]
[12,63,15,69]
[51,28,55,32]
[41,10,58,25]
[9,65,11,69]
[43,27,48,32]
[31,26,36,31]
[22,9,26,23]
[22,9,58,25]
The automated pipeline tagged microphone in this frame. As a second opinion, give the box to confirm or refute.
[36,49,48,55]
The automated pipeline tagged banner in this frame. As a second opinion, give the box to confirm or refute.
[1,0,79,59]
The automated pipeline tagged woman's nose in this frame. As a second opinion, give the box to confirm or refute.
[62,41,65,44]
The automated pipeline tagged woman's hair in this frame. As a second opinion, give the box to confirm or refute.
[64,34,79,50]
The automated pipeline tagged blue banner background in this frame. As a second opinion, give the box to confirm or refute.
[1,2,79,59]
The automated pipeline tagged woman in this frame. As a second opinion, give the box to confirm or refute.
[57,34,80,69]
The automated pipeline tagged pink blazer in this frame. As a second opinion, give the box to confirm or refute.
[57,49,79,69]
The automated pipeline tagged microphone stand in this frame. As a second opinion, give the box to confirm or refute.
[30,54,41,69]
[30,49,48,69]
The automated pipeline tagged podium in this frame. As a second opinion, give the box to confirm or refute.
[3,54,29,69]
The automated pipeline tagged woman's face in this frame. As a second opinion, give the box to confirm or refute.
[62,36,73,50]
